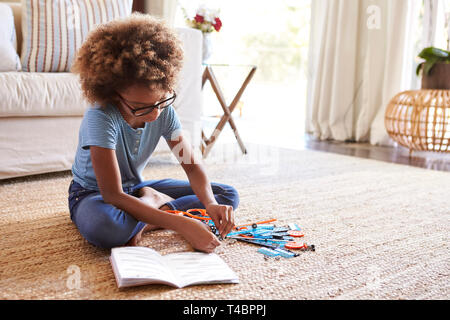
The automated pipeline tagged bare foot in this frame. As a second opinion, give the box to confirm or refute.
[126,227,145,246]
[125,193,175,246]
[138,186,175,208]
[138,188,174,232]
[126,222,166,246]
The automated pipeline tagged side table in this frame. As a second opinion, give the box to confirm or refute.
[201,64,257,158]
[385,89,450,154]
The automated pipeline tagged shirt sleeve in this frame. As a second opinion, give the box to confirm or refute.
[161,106,182,141]
[80,108,118,150]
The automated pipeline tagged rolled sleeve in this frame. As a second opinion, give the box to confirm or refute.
[81,108,117,150]
[162,106,182,141]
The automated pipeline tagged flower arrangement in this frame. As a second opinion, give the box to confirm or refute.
[182,5,222,33]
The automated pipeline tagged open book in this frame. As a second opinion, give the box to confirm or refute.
[110,246,240,288]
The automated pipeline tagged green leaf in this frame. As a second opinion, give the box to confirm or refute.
[416,62,424,76]
[418,47,450,61]
[429,47,450,58]
[423,58,439,75]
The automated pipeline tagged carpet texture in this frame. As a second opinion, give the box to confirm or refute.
[0,145,449,299]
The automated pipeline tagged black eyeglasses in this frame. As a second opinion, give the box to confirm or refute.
[116,91,176,117]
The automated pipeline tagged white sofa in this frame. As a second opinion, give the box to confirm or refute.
[0,1,203,180]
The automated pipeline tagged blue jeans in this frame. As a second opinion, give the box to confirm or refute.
[68,179,239,249]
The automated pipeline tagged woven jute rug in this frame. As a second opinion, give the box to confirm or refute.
[0,144,449,299]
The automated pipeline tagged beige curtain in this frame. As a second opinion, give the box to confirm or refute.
[144,0,178,26]
[306,0,417,145]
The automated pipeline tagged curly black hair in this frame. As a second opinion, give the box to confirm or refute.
[71,12,184,107]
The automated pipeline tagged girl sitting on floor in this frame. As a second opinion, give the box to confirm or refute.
[68,13,239,252]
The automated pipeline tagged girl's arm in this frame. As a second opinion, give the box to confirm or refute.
[90,146,220,252]
[167,135,235,238]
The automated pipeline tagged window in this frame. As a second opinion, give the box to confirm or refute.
[422,0,450,49]
[175,0,311,150]
[408,0,450,89]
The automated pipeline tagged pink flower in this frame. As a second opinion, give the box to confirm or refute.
[213,17,222,31]
[194,14,204,23]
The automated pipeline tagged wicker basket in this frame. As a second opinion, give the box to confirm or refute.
[385,90,450,154]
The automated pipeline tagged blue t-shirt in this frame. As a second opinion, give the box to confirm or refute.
[71,103,182,190]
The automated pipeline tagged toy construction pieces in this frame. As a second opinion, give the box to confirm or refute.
[287,230,304,237]
[257,247,281,258]
[165,209,315,259]
[164,208,223,239]
[165,209,210,220]
[285,241,315,251]
[257,247,298,260]
[227,219,315,259]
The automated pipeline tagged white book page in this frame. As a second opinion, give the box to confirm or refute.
[162,252,239,288]
[111,247,179,287]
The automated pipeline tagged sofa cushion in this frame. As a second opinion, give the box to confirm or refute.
[0,27,203,119]
[0,3,21,71]
[20,0,133,72]
[0,72,89,117]
[6,2,22,55]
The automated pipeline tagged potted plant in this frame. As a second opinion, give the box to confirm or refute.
[416,47,450,90]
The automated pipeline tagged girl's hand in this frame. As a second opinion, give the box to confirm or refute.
[205,203,235,238]
[180,218,221,253]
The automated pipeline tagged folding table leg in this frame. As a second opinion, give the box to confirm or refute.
[201,65,257,158]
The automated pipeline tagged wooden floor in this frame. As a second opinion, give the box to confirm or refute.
[202,114,450,173]
[202,113,450,173]
[303,134,450,172]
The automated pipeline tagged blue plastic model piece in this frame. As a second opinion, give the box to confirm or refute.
[288,223,301,231]
[274,248,295,258]
[227,228,252,237]
[257,247,281,257]
[256,224,275,230]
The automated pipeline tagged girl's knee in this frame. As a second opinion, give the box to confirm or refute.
[227,185,240,210]
[230,186,239,210]
[74,196,137,249]
[213,183,240,210]
[87,217,133,249]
